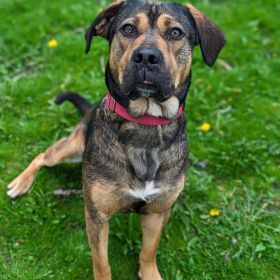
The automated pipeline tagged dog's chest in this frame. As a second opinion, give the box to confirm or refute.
[86,114,187,213]
[118,123,166,180]
[118,123,183,203]
[126,146,160,181]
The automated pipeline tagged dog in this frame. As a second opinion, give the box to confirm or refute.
[7,1,225,279]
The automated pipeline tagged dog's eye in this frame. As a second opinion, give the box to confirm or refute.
[169,28,184,39]
[121,24,135,36]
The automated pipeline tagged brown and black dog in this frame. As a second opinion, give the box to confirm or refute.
[7,1,225,279]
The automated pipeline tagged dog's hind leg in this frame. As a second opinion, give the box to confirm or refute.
[7,123,86,199]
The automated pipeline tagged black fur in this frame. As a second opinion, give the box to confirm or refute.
[55,92,94,116]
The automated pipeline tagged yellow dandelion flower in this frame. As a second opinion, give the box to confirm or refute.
[200,122,211,132]
[48,39,58,48]
[210,208,220,217]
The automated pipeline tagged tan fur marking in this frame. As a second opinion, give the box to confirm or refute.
[156,14,184,36]
[161,96,180,119]
[120,13,149,34]
[111,34,146,84]
[147,176,185,213]
[154,15,173,72]
[156,14,173,36]
[135,13,149,34]
[156,14,192,88]
[180,56,192,85]
[155,34,171,67]
[186,4,205,24]
[128,98,149,117]
[90,181,125,215]
[85,207,111,280]
[110,0,123,4]
[139,210,170,280]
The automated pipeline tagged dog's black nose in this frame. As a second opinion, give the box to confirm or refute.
[132,47,162,68]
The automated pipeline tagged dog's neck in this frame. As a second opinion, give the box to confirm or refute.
[106,64,191,120]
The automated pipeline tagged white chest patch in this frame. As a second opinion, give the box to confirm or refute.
[128,181,161,201]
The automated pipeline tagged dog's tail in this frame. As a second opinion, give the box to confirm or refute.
[55,92,94,116]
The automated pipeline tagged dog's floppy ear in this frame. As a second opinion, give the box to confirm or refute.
[186,4,226,66]
[85,1,124,54]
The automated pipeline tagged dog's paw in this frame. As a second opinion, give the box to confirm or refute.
[138,268,162,280]
[7,173,35,199]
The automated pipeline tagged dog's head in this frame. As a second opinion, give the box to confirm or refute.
[85,0,225,118]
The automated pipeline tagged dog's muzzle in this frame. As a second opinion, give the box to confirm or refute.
[123,47,172,101]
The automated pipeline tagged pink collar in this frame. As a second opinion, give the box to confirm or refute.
[105,93,184,126]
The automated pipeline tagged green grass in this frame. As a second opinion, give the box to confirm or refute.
[1,0,280,279]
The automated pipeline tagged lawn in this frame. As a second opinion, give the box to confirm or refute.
[0,0,280,279]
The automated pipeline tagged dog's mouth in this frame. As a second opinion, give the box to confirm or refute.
[143,80,154,85]
[133,82,158,99]
[120,67,174,102]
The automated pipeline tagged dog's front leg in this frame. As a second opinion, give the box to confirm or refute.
[139,209,171,280]
[84,207,111,280]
